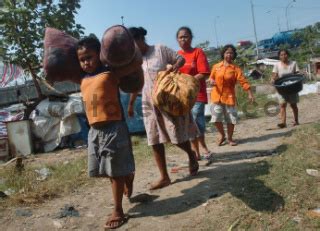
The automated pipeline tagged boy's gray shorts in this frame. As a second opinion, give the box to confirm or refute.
[88,121,135,177]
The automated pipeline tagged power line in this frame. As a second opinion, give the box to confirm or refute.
[254,4,320,10]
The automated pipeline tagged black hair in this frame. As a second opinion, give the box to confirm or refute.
[128,27,147,41]
[77,36,101,53]
[176,26,193,39]
[278,49,290,57]
[220,44,237,60]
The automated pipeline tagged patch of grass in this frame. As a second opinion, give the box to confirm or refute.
[0,134,153,207]
[131,134,153,162]
[236,85,271,119]
[0,157,89,207]
[201,122,320,230]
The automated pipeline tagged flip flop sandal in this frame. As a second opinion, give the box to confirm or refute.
[104,215,128,230]
[203,152,213,160]
[277,123,287,128]
[216,137,226,146]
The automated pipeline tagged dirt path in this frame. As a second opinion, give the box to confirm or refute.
[1,94,319,231]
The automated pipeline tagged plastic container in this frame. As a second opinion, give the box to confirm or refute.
[274,74,304,95]
[6,120,33,156]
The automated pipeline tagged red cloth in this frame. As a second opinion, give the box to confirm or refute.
[178,48,210,103]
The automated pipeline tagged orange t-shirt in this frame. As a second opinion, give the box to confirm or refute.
[178,48,210,103]
[80,72,122,125]
[209,61,250,106]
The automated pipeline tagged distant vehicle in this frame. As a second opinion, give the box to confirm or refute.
[237,40,253,48]
[258,30,302,51]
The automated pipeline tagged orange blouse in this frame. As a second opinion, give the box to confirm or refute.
[209,61,250,106]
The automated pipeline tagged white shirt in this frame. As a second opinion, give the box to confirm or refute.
[272,61,299,78]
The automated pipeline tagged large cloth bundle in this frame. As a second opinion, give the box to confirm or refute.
[152,71,199,116]
[100,25,136,67]
[119,66,144,93]
[43,27,83,83]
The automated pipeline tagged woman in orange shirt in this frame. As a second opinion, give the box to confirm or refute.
[209,44,254,146]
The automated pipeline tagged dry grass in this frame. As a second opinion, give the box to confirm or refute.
[0,134,153,207]
[200,123,320,230]
[1,123,319,230]
[0,157,89,207]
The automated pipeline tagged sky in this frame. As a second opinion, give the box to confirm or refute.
[75,0,320,50]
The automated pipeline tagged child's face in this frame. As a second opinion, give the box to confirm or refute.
[77,47,101,74]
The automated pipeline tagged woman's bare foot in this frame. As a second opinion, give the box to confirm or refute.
[149,178,171,190]
[228,140,237,146]
[124,172,134,198]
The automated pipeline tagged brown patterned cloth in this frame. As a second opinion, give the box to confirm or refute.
[152,71,199,116]
[141,45,198,145]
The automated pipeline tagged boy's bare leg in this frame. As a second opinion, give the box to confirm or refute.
[124,172,134,198]
[150,143,171,190]
[176,141,199,176]
[106,176,126,229]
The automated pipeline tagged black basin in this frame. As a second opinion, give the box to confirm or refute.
[274,74,304,95]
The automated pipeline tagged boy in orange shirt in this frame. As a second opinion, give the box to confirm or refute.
[77,36,135,229]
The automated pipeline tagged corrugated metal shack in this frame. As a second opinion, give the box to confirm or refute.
[0,80,80,107]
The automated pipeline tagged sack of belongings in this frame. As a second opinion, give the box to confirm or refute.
[43,27,84,84]
[100,25,136,67]
[152,71,199,116]
[119,66,144,93]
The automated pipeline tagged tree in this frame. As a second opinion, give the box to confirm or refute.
[292,22,320,65]
[0,0,84,98]
[196,40,210,50]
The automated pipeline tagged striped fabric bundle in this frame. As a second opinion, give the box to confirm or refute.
[0,62,23,88]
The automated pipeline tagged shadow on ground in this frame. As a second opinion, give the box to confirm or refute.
[238,129,292,144]
[128,150,286,218]
[208,144,288,163]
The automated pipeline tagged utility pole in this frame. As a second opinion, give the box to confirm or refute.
[277,16,281,32]
[250,0,259,58]
[214,16,219,48]
[121,16,124,26]
[286,0,296,31]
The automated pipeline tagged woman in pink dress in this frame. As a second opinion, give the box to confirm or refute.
[127,27,199,190]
